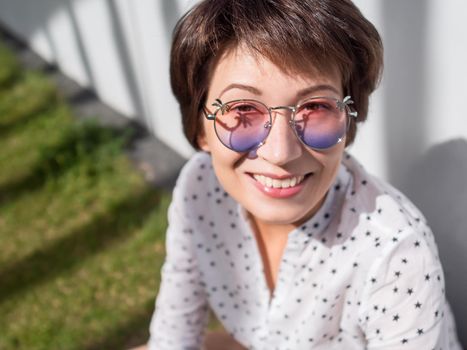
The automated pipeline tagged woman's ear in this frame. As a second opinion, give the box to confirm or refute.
[197,131,211,152]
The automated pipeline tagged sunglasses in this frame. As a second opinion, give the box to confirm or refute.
[204,96,358,152]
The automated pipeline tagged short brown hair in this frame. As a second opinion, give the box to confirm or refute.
[170,0,383,150]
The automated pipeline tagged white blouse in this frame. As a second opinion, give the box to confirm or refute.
[148,152,461,350]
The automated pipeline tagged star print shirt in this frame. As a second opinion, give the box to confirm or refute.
[148,152,461,350]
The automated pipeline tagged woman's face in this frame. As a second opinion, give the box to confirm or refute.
[199,48,346,229]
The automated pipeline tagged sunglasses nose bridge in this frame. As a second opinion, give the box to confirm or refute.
[268,105,298,133]
[256,105,303,164]
[269,105,296,114]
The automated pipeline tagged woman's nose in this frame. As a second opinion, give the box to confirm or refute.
[255,111,303,165]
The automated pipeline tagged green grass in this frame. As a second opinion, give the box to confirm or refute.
[0,41,172,349]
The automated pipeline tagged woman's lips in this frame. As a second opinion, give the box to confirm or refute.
[249,173,311,198]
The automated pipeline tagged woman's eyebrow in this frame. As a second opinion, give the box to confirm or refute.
[219,83,262,98]
[296,84,341,98]
[218,83,340,99]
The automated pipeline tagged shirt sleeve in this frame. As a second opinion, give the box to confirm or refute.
[148,183,209,350]
[358,226,454,349]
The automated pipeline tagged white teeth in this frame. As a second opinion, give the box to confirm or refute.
[290,177,297,187]
[266,177,273,187]
[253,174,305,188]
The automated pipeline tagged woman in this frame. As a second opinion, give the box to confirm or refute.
[147,0,461,349]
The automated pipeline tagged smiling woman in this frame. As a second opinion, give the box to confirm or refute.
[144,0,461,349]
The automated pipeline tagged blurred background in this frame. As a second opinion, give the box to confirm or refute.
[0,0,466,349]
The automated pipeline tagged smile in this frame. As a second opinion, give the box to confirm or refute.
[249,173,311,199]
[252,174,305,189]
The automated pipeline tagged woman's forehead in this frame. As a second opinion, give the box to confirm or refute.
[208,46,343,98]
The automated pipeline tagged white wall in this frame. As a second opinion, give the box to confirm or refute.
[1,0,465,182]
[351,0,467,186]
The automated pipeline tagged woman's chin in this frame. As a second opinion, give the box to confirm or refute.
[246,205,313,228]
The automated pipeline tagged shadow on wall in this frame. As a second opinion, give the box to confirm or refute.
[404,138,467,348]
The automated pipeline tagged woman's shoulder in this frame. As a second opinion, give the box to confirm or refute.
[340,155,443,293]
[341,153,430,240]
[173,151,216,193]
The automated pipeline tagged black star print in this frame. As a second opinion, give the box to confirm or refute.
[417,328,424,335]
[425,274,430,281]
[401,338,408,344]
[393,286,398,293]
[393,314,400,321]
[395,271,401,277]
[402,258,408,264]
[407,288,414,295]
[414,240,421,247]
[371,277,377,284]
[415,301,422,308]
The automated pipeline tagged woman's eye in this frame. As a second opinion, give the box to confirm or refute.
[303,102,332,111]
[233,104,256,112]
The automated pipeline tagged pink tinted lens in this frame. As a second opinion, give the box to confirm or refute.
[294,98,346,149]
[214,100,270,152]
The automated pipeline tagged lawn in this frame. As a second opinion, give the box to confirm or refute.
[0,41,172,349]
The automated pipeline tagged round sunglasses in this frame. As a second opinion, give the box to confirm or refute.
[204,96,358,152]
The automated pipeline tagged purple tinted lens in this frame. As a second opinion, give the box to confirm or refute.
[294,99,346,149]
[214,101,270,152]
